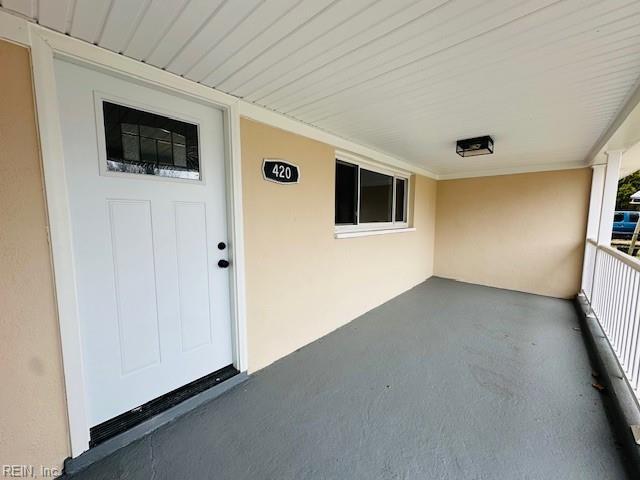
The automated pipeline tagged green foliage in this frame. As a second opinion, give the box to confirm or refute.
[617,170,640,211]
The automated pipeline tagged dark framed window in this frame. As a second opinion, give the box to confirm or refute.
[335,158,409,227]
[630,213,639,223]
[614,213,624,222]
[102,101,200,180]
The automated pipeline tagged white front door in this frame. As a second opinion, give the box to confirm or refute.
[54,59,233,427]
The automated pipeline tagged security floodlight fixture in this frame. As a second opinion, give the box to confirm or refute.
[456,136,494,157]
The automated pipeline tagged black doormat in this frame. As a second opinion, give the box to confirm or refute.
[89,364,239,448]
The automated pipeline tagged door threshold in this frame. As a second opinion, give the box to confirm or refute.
[90,365,240,447]
[64,367,247,476]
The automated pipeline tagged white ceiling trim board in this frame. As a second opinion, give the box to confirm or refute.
[0,6,28,44]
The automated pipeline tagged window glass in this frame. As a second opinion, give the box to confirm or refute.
[614,213,624,222]
[395,178,407,222]
[360,169,393,223]
[335,161,358,224]
[630,213,639,223]
[103,101,200,180]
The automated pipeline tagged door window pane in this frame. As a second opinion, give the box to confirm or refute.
[395,178,407,222]
[360,169,392,223]
[103,101,200,180]
[173,144,187,167]
[335,161,358,224]
[121,133,140,162]
[140,136,157,163]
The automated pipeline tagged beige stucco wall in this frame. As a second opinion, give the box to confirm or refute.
[434,169,591,299]
[241,118,437,372]
[0,40,70,473]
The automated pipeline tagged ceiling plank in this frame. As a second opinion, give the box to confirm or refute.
[200,0,338,89]
[240,0,446,102]
[185,0,300,82]
[38,0,75,32]
[2,0,37,18]
[298,7,640,124]
[98,0,152,53]
[69,0,113,43]
[165,0,262,75]
[144,0,225,68]
[270,0,561,114]
[123,0,190,61]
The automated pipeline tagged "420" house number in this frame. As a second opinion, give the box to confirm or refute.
[262,159,300,184]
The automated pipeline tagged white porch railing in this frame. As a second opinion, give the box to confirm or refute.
[584,238,640,401]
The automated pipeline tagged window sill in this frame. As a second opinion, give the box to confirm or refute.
[334,227,416,239]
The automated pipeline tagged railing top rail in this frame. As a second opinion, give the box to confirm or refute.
[586,238,597,246]
[598,243,640,271]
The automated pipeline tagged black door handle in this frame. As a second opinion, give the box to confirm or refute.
[218,259,230,268]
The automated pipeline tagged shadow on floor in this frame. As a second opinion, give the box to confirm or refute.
[63,277,630,480]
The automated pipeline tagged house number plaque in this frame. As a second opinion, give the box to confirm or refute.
[262,159,300,184]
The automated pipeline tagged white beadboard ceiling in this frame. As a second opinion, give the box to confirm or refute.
[4,0,640,177]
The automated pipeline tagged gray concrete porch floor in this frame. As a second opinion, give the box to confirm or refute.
[64,277,629,479]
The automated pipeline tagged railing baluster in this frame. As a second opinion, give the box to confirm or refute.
[622,269,633,370]
[599,252,608,328]
[591,247,601,312]
[605,254,615,333]
[630,276,640,390]
[613,263,624,351]
[585,242,596,301]
[615,261,626,351]
[621,265,632,360]
[624,270,639,373]
[615,264,630,352]
[598,250,605,316]
[612,256,622,343]
[598,252,607,326]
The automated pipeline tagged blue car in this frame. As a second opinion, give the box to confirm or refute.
[613,211,639,237]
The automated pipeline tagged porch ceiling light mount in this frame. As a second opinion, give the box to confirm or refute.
[456,136,494,157]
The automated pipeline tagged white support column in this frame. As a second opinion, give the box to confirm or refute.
[582,165,606,296]
[587,165,606,240]
[597,150,623,246]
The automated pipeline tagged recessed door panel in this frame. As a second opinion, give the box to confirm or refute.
[175,201,213,352]
[108,199,161,374]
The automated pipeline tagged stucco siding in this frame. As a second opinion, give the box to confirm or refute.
[434,169,591,298]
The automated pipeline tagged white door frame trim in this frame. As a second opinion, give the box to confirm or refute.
[23,22,248,457]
